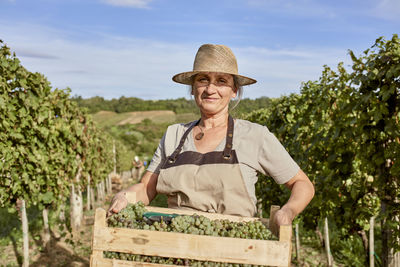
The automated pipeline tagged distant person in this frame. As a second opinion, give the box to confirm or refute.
[109,44,314,228]
[131,156,144,181]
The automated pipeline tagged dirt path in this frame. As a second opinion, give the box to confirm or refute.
[0,208,104,267]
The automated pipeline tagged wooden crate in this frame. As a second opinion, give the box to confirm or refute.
[90,205,292,267]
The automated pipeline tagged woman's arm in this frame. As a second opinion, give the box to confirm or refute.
[274,169,315,227]
[107,171,159,216]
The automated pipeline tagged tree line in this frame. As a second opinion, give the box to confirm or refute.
[71,95,273,117]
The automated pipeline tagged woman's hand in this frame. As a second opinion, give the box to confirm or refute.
[271,169,314,236]
[107,191,129,217]
[270,206,295,236]
[107,171,159,217]
[273,206,295,227]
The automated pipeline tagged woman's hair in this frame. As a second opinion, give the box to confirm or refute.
[231,76,243,110]
[189,74,243,110]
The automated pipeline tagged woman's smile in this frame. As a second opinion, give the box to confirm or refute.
[192,72,237,116]
[202,96,219,101]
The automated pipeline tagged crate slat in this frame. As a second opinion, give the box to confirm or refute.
[91,257,180,267]
[91,207,292,266]
[93,225,290,265]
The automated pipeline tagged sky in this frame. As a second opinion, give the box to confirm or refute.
[0,0,399,100]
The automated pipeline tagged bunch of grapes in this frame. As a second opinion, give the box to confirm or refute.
[107,201,147,229]
[168,214,273,240]
[105,202,274,266]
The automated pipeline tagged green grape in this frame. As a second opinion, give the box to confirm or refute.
[104,202,273,266]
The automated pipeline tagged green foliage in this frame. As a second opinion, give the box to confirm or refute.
[0,206,47,245]
[0,40,119,211]
[249,34,399,261]
[331,233,366,266]
[105,120,168,160]
[348,35,400,252]
[1,41,70,208]
[72,96,199,114]
[100,113,204,167]
[230,97,273,118]
[114,138,135,172]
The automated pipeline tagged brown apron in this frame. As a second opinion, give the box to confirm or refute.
[156,116,256,217]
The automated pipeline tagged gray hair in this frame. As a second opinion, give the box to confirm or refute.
[230,76,243,110]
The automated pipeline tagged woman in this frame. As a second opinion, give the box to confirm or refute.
[108,44,314,228]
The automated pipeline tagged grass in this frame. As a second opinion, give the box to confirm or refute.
[92,111,135,128]
[175,112,199,123]
[92,110,185,128]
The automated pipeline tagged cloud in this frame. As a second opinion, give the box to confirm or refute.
[245,0,338,19]
[0,21,193,99]
[234,45,351,98]
[101,0,153,8]
[372,0,400,21]
[15,49,59,59]
[1,21,352,100]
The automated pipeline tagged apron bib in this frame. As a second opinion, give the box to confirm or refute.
[156,116,256,217]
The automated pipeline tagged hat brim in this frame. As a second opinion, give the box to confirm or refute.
[172,71,257,86]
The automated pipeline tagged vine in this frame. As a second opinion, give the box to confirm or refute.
[248,34,399,263]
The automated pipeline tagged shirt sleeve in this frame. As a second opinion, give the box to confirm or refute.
[258,126,300,184]
[146,132,167,174]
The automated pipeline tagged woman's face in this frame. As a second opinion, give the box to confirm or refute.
[192,72,237,116]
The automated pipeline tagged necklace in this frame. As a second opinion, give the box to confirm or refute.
[194,121,228,141]
[195,125,205,140]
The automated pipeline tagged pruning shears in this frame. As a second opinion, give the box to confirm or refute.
[143,212,179,224]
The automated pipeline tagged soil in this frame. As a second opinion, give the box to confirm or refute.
[1,215,94,267]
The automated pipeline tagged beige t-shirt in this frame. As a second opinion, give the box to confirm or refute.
[147,119,300,206]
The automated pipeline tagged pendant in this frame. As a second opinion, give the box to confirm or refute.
[195,132,204,140]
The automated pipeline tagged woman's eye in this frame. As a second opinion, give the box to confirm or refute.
[219,79,226,83]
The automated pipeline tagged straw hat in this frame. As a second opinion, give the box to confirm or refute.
[172,44,257,86]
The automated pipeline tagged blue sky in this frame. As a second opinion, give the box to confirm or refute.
[1,0,399,100]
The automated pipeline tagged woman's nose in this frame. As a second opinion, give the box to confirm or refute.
[204,82,218,93]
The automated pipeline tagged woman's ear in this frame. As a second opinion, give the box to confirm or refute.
[232,87,238,98]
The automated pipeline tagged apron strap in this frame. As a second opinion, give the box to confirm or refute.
[223,115,234,159]
[168,120,199,163]
[168,115,235,163]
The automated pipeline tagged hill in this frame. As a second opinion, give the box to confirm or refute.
[92,110,198,128]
